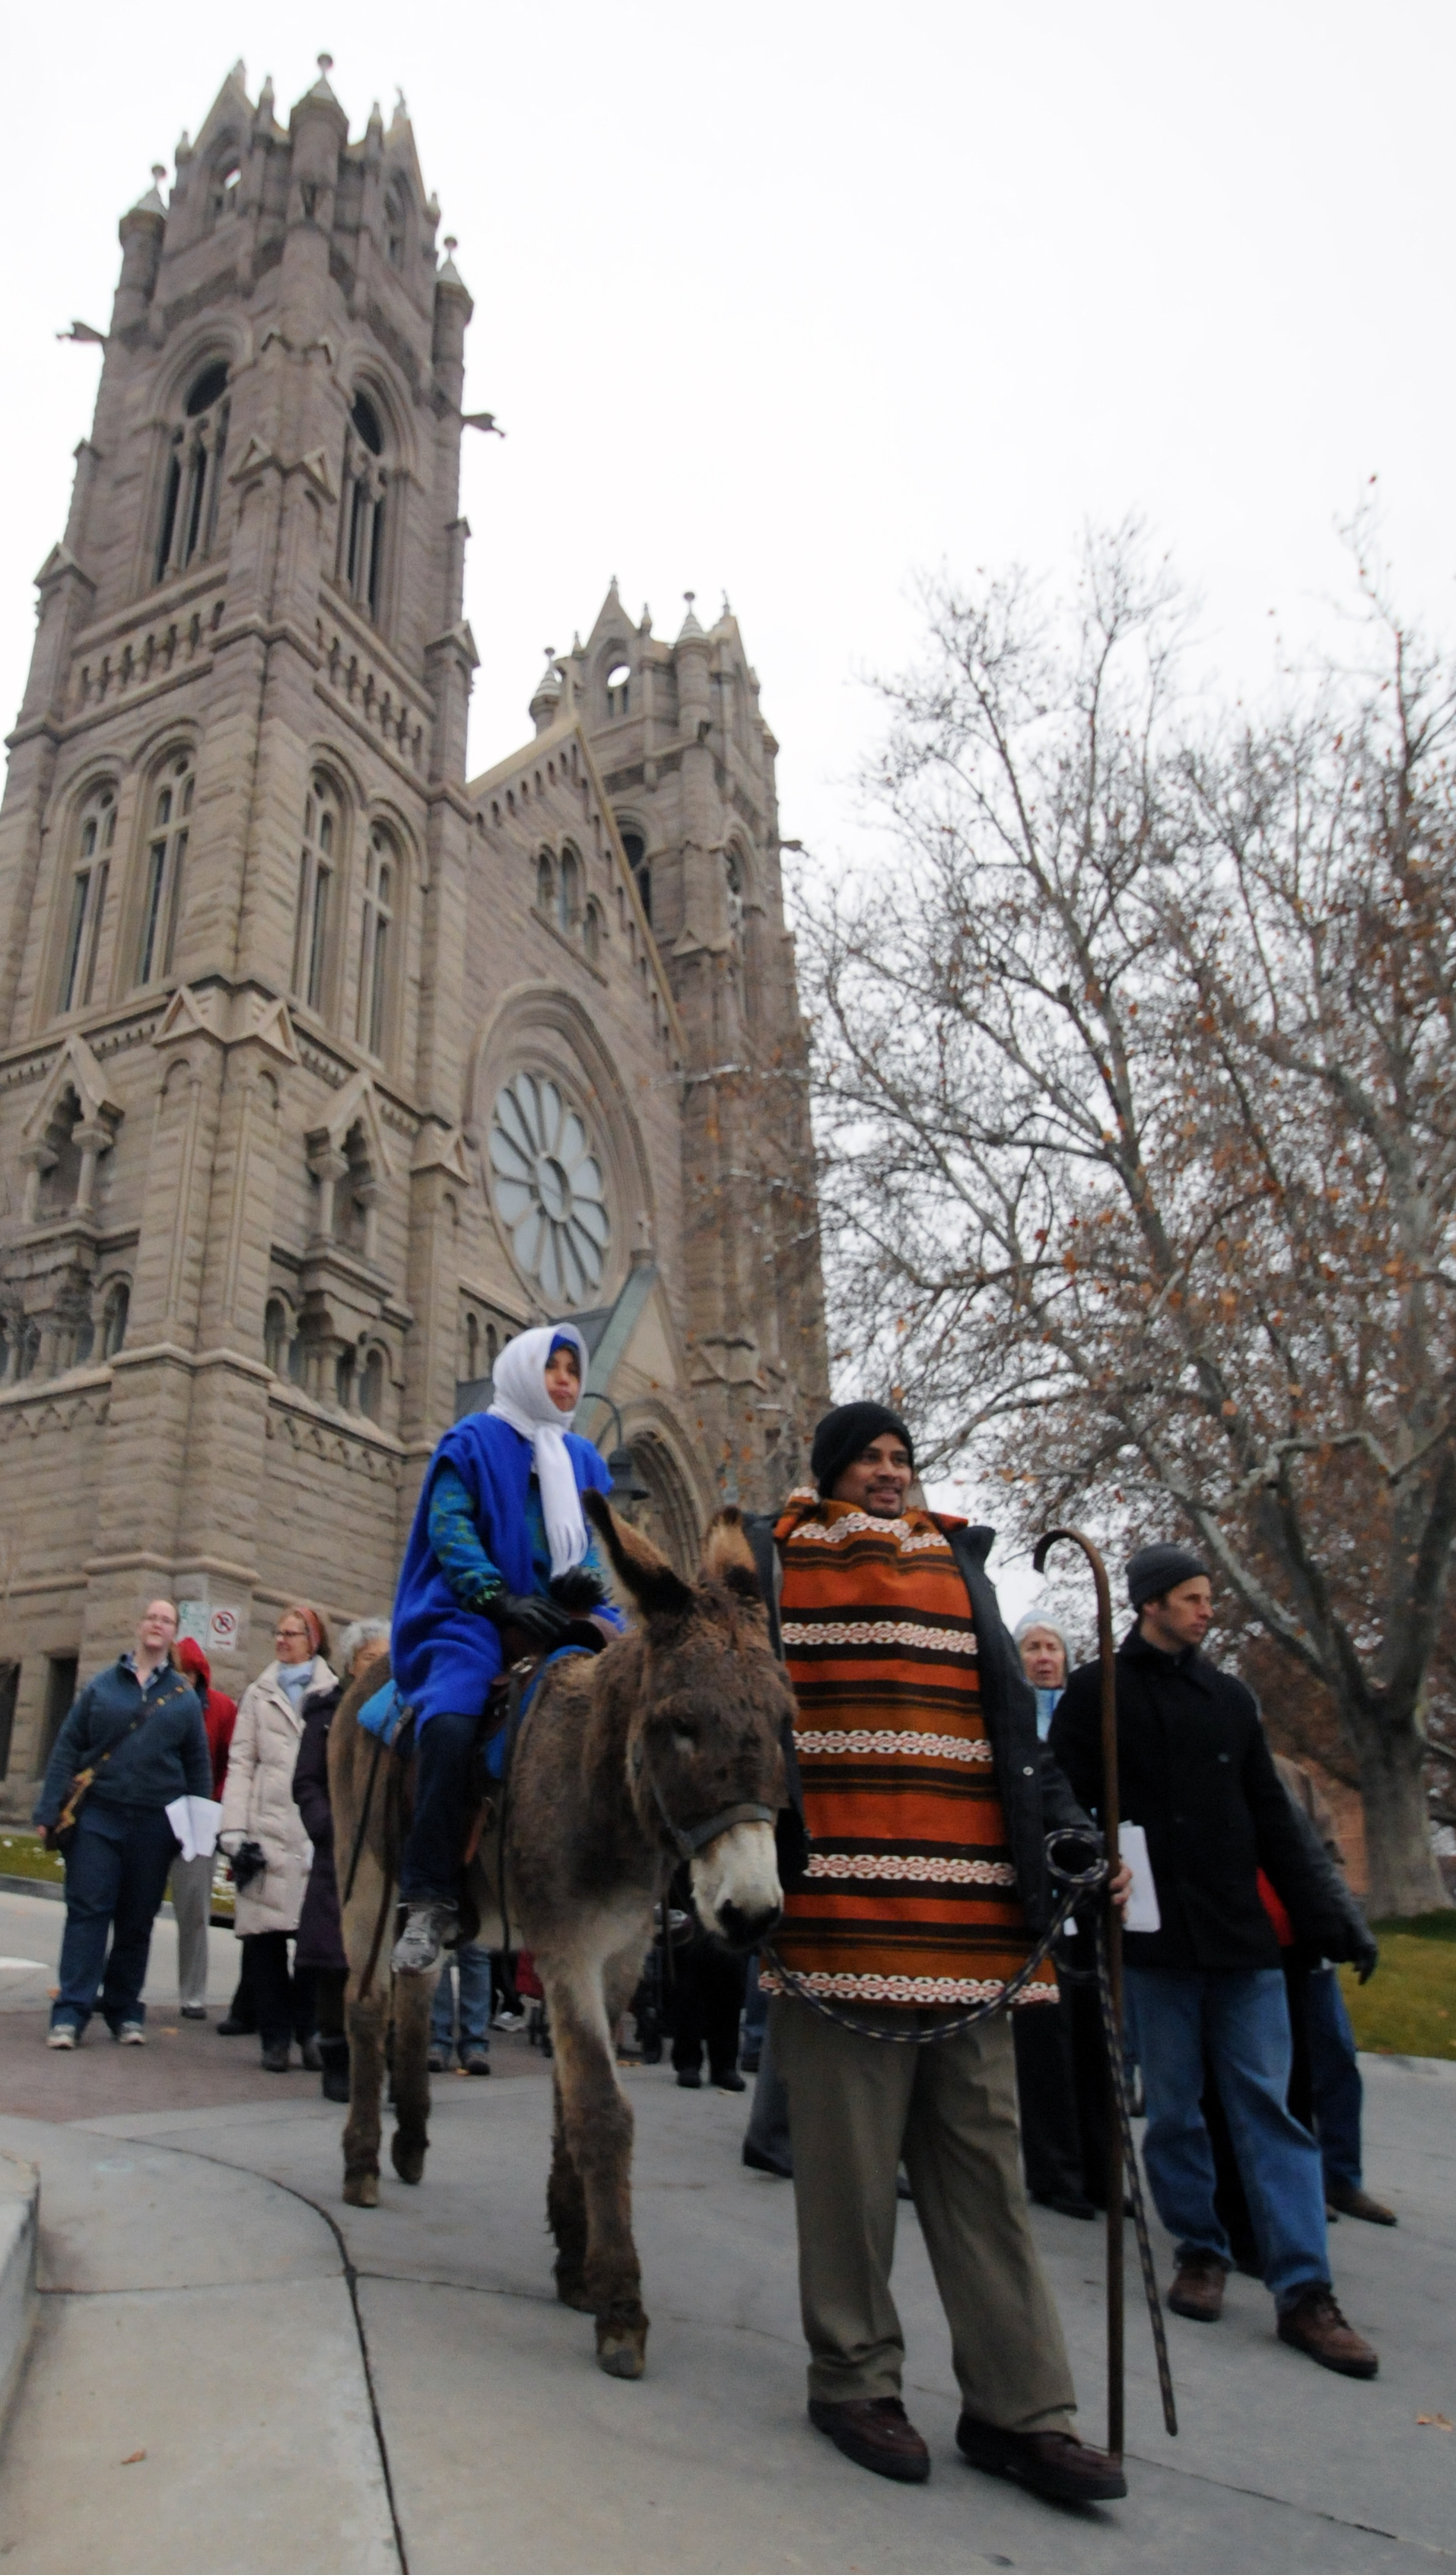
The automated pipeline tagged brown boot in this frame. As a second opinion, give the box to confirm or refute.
[957,2415,1127,2503]
[808,2396,930,2483]
[1168,2252,1227,2321]
[1277,2286,1378,2379]
[1327,2184,1397,2226]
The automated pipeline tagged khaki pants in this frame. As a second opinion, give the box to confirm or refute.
[771,1995,1076,2432]
[168,1851,214,2009]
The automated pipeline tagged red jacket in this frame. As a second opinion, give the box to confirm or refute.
[175,1638,237,1798]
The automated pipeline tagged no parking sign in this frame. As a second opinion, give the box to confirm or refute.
[207,1604,241,1659]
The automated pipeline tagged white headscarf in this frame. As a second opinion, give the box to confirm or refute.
[488,1323,591,1577]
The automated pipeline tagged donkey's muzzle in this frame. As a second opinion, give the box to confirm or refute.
[717,1895,784,1952]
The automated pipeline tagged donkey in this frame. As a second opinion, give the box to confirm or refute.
[328,1492,795,2379]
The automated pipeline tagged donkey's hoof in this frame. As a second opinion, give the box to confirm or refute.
[343,2167,380,2208]
[391,2134,428,2185]
[596,2325,647,2379]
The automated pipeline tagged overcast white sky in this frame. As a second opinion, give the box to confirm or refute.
[6,1,1452,1609]
[7,0,1455,865]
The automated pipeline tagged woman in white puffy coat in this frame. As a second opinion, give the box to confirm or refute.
[220,1605,336,2071]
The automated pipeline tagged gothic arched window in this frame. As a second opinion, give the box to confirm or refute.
[558,847,580,937]
[358,823,396,1057]
[100,1281,129,1361]
[583,898,602,966]
[57,784,117,1015]
[294,774,342,1014]
[209,154,242,228]
[603,650,631,719]
[536,851,555,916]
[136,750,194,986]
[621,828,651,928]
[264,1296,290,1376]
[725,845,746,943]
[384,183,408,270]
[155,361,230,584]
[342,390,388,622]
[361,1345,386,1422]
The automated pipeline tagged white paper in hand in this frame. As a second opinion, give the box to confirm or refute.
[165,1797,224,1864]
[1119,1822,1162,1934]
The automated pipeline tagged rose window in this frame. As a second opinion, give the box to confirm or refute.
[489,1073,611,1305]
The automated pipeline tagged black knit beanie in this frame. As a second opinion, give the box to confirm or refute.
[810,1402,915,1498]
[1127,1542,1210,1612]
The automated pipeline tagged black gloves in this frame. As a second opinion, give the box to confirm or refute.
[548,1567,610,1615]
[491,1591,576,1650]
[1353,1930,1379,1985]
[230,1839,267,1891]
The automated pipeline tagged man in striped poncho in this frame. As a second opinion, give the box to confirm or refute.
[755,1402,1128,2507]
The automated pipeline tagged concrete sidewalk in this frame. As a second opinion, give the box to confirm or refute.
[0,1930,1451,2573]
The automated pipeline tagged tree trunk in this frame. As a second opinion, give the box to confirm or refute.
[1349,1711,1450,1918]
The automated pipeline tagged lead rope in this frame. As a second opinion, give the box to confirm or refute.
[761,1827,1178,2438]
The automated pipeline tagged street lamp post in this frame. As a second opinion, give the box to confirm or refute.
[575,1391,650,1507]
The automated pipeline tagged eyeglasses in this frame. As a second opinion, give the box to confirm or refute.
[275,1625,310,1642]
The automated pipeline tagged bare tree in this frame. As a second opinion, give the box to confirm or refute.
[803,526,1456,1915]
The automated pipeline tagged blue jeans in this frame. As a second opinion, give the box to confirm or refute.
[431,1943,492,2057]
[1306,1966,1363,2191]
[53,1803,180,2036]
[1124,1965,1330,2309]
[400,1708,477,1906]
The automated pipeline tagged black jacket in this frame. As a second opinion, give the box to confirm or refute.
[745,1513,1092,1936]
[291,1682,348,1975]
[1050,1628,1363,1973]
[34,1657,208,1829]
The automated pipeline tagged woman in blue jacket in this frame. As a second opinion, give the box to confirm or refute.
[35,1597,209,2046]
[389,1322,621,1972]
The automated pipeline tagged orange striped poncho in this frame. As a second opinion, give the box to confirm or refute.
[765,1490,1057,2012]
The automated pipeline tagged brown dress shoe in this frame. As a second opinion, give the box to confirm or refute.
[1276,2286,1378,2379]
[1327,2185,1397,2226]
[956,2415,1127,2504]
[1168,2252,1227,2321]
[808,2395,930,2483]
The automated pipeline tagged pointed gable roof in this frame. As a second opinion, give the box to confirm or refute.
[466,709,687,1065]
[383,91,428,205]
[583,580,631,654]
[194,59,253,156]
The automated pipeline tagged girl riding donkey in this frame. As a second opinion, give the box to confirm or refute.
[389,1322,623,1974]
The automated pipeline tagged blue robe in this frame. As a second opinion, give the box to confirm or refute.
[392,1412,615,1726]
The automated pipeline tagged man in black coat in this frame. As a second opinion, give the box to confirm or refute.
[1050,1543,1380,2381]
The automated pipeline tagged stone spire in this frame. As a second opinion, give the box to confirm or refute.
[529,648,564,734]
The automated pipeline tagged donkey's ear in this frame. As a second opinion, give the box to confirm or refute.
[583,1488,694,1619]
[701,1506,764,1605]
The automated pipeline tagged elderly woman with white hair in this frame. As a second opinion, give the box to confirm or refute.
[388,1323,624,1974]
[1009,1609,1109,2220]
[292,1616,392,2101]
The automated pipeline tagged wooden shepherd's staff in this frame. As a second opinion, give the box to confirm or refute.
[1033,1524,1178,2462]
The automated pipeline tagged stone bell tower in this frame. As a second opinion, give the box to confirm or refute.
[564,587,831,1502]
[0,60,481,1783]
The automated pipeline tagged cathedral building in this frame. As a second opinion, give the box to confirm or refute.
[0,61,827,1803]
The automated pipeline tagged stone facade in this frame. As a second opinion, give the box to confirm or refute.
[0,62,827,1805]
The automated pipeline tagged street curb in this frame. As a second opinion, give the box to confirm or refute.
[0,2151,38,2437]
[1359,2048,1456,2083]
